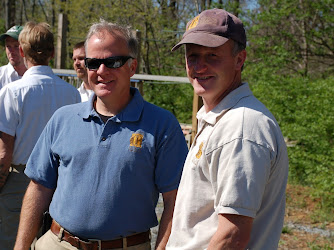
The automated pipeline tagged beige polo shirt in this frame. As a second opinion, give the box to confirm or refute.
[167,83,289,250]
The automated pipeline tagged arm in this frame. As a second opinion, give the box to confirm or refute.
[0,131,14,190]
[155,189,177,250]
[14,180,55,250]
[207,214,253,250]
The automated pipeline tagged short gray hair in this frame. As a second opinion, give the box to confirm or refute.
[232,40,246,56]
[85,19,138,58]
[232,40,246,71]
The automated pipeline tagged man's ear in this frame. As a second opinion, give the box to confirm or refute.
[235,50,246,71]
[129,58,138,77]
[19,45,25,57]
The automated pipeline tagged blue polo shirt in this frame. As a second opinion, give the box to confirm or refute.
[25,87,188,240]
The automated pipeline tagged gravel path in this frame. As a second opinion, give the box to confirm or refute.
[285,222,334,237]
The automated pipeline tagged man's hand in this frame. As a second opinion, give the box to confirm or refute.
[0,131,15,191]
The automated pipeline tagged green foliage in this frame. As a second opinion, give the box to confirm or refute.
[248,0,334,78]
[0,44,7,66]
[143,83,193,124]
[249,75,334,213]
[281,226,292,234]
[0,19,8,66]
[307,240,334,250]
[62,0,190,75]
[245,1,334,213]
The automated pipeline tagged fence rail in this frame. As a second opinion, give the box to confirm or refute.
[52,69,189,88]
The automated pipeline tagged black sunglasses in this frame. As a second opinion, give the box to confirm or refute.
[84,56,133,70]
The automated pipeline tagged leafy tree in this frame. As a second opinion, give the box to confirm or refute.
[247,0,334,78]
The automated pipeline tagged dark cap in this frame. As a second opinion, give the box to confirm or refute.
[0,25,23,44]
[172,9,246,51]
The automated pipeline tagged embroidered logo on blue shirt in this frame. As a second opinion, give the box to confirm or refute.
[130,133,143,148]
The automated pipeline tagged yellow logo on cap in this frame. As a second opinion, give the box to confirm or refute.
[130,133,143,148]
[196,142,204,159]
[187,15,200,30]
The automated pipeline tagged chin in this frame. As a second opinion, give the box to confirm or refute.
[95,88,113,97]
[193,85,207,97]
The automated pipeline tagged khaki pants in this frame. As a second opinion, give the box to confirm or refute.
[35,230,152,250]
[0,165,30,250]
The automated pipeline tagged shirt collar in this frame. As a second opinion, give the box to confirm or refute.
[78,82,94,94]
[22,65,54,78]
[78,82,86,93]
[197,83,253,125]
[6,62,20,77]
[78,87,144,123]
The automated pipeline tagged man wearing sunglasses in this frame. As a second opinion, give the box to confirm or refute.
[15,20,188,250]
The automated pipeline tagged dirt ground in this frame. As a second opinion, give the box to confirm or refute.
[278,184,334,249]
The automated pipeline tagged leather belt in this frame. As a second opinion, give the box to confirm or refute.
[50,220,150,250]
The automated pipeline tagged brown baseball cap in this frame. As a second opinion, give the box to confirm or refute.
[172,9,246,51]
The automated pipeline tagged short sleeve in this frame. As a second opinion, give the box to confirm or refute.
[24,117,59,189]
[0,86,19,136]
[154,120,188,193]
[210,139,272,218]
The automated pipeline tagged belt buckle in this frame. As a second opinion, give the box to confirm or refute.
[88,239,102,250]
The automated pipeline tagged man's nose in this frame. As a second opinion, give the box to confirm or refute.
[8,47,18,53]
[193,57,207,73]
[96,63,109,74]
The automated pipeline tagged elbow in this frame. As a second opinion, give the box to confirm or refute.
[228,226,251,249]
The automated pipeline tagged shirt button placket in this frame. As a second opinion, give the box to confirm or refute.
[99,135,109,146]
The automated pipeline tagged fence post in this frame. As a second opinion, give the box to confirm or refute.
[191,92,203,145]
[56,13,68,69]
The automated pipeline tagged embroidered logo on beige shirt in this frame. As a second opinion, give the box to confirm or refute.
[196,142,204,159]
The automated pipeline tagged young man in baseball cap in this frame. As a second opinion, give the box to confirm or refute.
[0,25,27,90]
[167,9,288,249]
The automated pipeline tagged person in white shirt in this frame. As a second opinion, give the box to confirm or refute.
[0,21,80,249]
[0,25,27,90]
[72,41,94,102]
[167,9,289,250]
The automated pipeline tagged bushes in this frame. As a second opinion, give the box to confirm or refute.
[250,75,334,212]
[143,83,193,124]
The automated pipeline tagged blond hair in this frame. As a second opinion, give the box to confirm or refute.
[19,22,54,65]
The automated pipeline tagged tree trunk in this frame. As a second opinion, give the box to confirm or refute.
[299,0,308,76]
[5,0,15,29]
